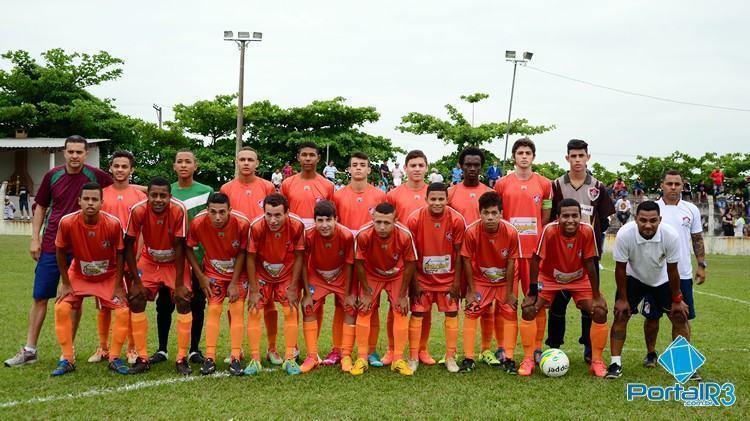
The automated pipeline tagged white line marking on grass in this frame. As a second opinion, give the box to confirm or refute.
[694,290,750,306]
[0,372,229,409]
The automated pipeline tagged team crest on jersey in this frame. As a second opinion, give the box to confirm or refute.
[446,232,453,241]
[587,186,600,201]
[357,197,363,203]
[231,240,240,249]
[87,231,96,237]
[101,240,111,248]
[392,253,399,260]
[681,216,691,226]
[315,197,323,203]
[257,200,264,208]
[501,248,508,257]
[338,250,344,257]
[577,250,582,257]
[533,194,541,204]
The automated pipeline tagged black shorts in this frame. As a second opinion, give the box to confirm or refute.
[620,276,674,319]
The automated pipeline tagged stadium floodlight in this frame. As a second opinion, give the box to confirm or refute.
[224,31,234,39]
[505,50,516,59]
[253,32,263,39]
[501,50,534,168]
[238,31,251,39]
[523,51,533,60]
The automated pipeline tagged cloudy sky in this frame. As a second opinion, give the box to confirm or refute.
[3,0,748,170]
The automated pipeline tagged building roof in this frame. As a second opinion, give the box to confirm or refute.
[0,138,110,149]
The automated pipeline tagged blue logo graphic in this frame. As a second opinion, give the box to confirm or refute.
[658,336,705,384]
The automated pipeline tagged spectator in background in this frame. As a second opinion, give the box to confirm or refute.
[391,163,403,187]
[380,160,391,187]
[18,185,30,219]
[323,161,338,183]
[633,177,645,203]
[721,209,734,236]
[682,179,693,201]
[282,162,294,179]
[735,213,746,237]
[615,193,632,225]
[451,163,463,185]
[3,197,16,220]
[486,160,502,187]
[696,180,708,204]
[613,177,627,196]
[272,168,283,190]
[377,179,388,193]
[429,167,444,183]
[710,167,725,196]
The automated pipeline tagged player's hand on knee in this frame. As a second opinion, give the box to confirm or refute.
[56,283,74,304]
[227,282,240,303]
[112,286,126,306]
[285,287,299,308]
[521,295,537,319]
[198,274,212,298]
[344,293,357,311]
[247,291,261,310]
[614,298,631,320]
[301,293,313,313]
[505,291,518,311]
[396,296,409,316]
[592,294,608,314]
[174,285,191,305]
[358,292,372,312]
[670,301,689,322]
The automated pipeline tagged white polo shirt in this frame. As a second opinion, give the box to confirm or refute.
[656,199,703,279]
[612,221,681,287]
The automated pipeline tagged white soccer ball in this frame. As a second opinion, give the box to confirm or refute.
[539,348,569,377]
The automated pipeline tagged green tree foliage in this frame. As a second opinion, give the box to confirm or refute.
[171,94,237,145]
[534,161,567,181]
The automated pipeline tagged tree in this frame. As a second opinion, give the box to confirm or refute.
[171,94,237,145]
[534,161,567,181]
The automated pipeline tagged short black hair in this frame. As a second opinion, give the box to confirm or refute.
[636,200,660,215]
[111,150,135,167]
[207,192,230,207]
[314,200,337,218]
[558,198,581,213]
[64,135,88,150]
[349,151,369,164]
[405,150,428,166]
[297,141,320,154]
[512,137,536,156]
[264,193,289,213]
[458,147,485,166]
[79,182,102,198]
[478,191,502,211]
[427,182,448,196]
[175,149,196,163]
[566,139,588,154]
[148,176,172,193]
[374,202,395,215]
[662,169,682,181]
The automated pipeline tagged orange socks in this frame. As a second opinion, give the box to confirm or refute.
[127,312,136,351]
[535,310,547,350]
[130,311,149,359]
[281,306,298,360]
[386,309,395,352]
[332,305,344,351]
[502,315,518,359]
[303,320,318,358]
[591,321,609,362]
[392,311,408,360]
[228,301,245,360]
[264,306,278,351]
[463,316,478,359]
[247,309,262,360]
[97,308,111,350]
[493,305,505,349]
[342,323,356,357]
[408,316,423,360]
[444,316,458,359]
[109,308,129,361]
[54,302,75,362]
[480,310,494,350]
[419,311,431,352]
[205,304,223,360]
[356,312,372,359]
[176,312,193,361]
[520,318,536,359]
[368,309,380,353]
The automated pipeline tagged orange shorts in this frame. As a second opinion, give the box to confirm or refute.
[465,280,517,320]
[411,290,459,313]
[65,273,127,310]
[358,277,404,316]
[137,259,192,300]
[257,278,293,309]
[537,277,593,304]
[207,277,249,305]
[303,281,356,317]
[515,258,531,295]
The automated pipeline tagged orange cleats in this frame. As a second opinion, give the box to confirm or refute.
[300,356,319,373]
[590,360,607,378]
[518,357,535,376]
[418,350,436,366]
[380,350,394,366]
[341,356,353,373]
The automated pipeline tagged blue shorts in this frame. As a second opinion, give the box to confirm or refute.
[642,278,695,320]
[33,252,72,300]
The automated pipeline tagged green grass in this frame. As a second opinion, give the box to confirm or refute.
[0,235,747,419]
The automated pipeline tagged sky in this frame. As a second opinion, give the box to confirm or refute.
[2,0,749,170]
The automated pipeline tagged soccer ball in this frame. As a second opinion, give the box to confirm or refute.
[539,349,569,377]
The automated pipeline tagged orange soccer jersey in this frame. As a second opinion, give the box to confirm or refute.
[280,174,335,227]
[406,206,466,291]
[460,219,521,287]
[247,214,306,282]
[333,184,386,232]
[354,223,417,282]
[125,199,187,264]
[102,186,146,233]
[536,222,598,286]
[55,210,125,284]
[386,183,428,225]
[220,178,275,221]
[494,173,552,258]
[304,223,355,292]
[188,210,251,281]
[447,183,492,224]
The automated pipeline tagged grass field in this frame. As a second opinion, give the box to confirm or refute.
[0,234,747,419]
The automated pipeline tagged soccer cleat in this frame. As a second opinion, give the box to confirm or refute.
[583,346,592,365]
[459,358,476,373]
[437,355,446,365]
[380,350,394,366]
[341,356,353,373]
[266,350,283,366]
[282,359,301,375]
[479,349,502,367]
[418,350,436,366]
[188,350,205,364]
[590,360,607,378]
[502,358,518,375]
[445,357,459,373]
[4,348,38,367]
[293,346,301,362]
[605,363,622,379]
[51,359,75,377]
[350,358,369,376]
[368,352,384,367]
[391,359,414,376]
[688,371,702,382]
[175,358,192,376]
[494,347,506,362]
[533,349,543,365]
[126,349,138,365]
[229,358,244,376]
[148,350,168,364]
[300,356,319,373]
[407,358,419,373]
[129,357,151,374]
[108,358,130,375]
[643,351,658,368]
[322,349,342,366]
[224,351,245,364]
[200,358,217,375]
[243,359,262,376]
[87,347,109,363]
[518,357,535,376]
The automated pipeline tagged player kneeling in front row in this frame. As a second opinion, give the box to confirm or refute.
[185,193,250,376]
[351,202,417,376]
[407,183,466,373]
[460,192,520,373]
[300,201,358,373]
[52,182,131,376]
[606,201,689,379]
[520,198,609,377]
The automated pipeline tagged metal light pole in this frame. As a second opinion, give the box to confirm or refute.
[502,51,533,170]
[152,104,162,129]
[224,31,262,172]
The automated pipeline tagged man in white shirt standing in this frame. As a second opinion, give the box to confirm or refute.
[272,169,284,191]
[429,168,444,183]
[615,195,632,225]
[323,161,338,183]
[391,163,403,187]
[605,201,689,379]
[644,169,706,381]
